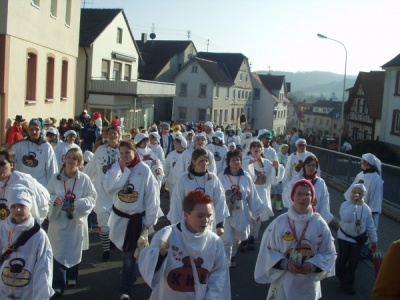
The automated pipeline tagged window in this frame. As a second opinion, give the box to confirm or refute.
[61,60,68,99]
[395,71,400,96]
[232,89,236,99]
[192,65,198,73]
[224,109,228,123]
[198,109,206,122]
[391,109,400,135]
[31,0,40,8]
[26,52,37,101]
[245,91,248,99]
[247,107,251,122]
[213,109,218,123]
[334,124,337,129]
[199,84,206,97]
[117,28,123,44]
[101,60,110,79]
[240,73,243,81]
[46,57,55,100]
[238,90,241,99]
[253,88,260,100]
[226,87,229,99]
[51,0,57,17]
[180,83,187,96]
[65,0,71,26]
[113,62,122,80]
[215,86,219,98]
[245,74,248,82]
[237,108,240,121]
[178,107,187,120]
[319,119,322,125]
[231,108,235,120]
[124,64,131,81]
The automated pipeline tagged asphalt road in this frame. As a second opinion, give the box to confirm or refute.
[57,191,376,300]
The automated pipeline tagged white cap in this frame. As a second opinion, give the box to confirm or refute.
[83,150,94,163]
[133,133,149,144]
[46,127,58,135]
[6,185,33,210]
[175,135,188,148]
[193,133,207,141]
[228,142,236,148]
[295,138,307,145]
[149,132,161,140]
[204,121,213,129]
[64,130,77,138]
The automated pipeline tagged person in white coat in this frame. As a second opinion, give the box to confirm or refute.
[336,183,377,295]
[0,147,50,225]
[218,149,265,267]
[139,190,230,300]
[206,131,228,174]
[255,179,336,300]
[54,129,80,169]
[283,155,333,224]
[283,138,320,188]
[162,135,187,197]
[0,186,54,299]
[174,133,217,178]
[167,148,229,236]
[105,139,161,300]
[241,140,284,250]
[258,129,278,161]
[47,148,96,296]
[148,132,166,163]
[11,118,58,187]
[84,126,121,261]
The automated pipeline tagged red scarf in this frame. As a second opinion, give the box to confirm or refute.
[125,154,141,169]
[303,172,317,180]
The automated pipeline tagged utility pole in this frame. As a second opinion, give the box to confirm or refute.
[206,39,210,52]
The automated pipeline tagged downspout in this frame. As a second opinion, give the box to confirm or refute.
[83,47,89,110]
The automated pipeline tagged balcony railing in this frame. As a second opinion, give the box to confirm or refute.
[90,78,176,97]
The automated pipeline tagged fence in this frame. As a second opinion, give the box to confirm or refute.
[308,146,400,209]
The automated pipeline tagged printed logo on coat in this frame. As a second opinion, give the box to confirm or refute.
[294,160,304,172]
[284,240,315,265]
[118,183,138,203]
[167,256,208,292]
[0,199,10,220]
[214,151,221,162]
[22,152,38,168]
[254,169,266,185]
[225,186,242,213]
[2,258,31,287]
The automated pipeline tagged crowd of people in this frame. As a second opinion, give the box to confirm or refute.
[0,113,396,300]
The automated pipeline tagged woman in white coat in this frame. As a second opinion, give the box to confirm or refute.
[139,191,230,300]
[218,149,265,267]
[84,126,121,261]
[241,140,284,250]
[283,155,333,224]
[206,131,228,174]
[167,148,229,235]
[105,139,161,300]
[47,148,96,296]
[255,179,336,300]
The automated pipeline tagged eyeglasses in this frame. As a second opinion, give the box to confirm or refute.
[298,144,306,147]
[0,161,8,167]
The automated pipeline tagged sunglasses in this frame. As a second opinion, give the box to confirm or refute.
[0,161,8,167]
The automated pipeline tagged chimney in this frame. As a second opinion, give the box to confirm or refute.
[141,33,148,44]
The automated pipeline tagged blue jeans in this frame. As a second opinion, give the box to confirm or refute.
[120,250,136,295]
[53,259,79,294]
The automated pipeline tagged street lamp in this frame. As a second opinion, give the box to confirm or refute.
[317,33,347,152]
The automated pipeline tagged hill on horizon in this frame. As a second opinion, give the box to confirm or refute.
[256,70,357,102]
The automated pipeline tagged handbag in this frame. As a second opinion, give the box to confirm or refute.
[340,227,368,245]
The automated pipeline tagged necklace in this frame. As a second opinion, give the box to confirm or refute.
[355,205,364,233]
[0,175,11,198]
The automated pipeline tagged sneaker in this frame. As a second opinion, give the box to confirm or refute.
[53,289,63,297]
[120,294,130,300]
[230,256,237,268]
[102,250,110,262]
[239,240,248,253]
[67,280,76,288]
[248,236,255,250]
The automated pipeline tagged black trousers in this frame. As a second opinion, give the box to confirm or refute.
[335,238,363,286]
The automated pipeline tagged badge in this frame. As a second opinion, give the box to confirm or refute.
[355,220,361,233]
[290,249,302,264]
[282,232,294,241]
[118,183,138,203]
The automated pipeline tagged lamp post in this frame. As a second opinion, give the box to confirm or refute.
[317,33,347,152]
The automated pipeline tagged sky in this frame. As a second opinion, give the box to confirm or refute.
[83,0,400,76]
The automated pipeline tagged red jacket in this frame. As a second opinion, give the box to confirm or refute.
[6,122,24,145]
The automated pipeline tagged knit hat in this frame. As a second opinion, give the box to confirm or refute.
[46,127,58,136]
[172,124,181,131]
[161,123,170,130]
[28,118,42,129]
[193,133,207,141]
[64,130,77,138]
[258,129,272,140]
[212,131,224,142]
[149,132,161,140]
[352,183,367,195]
[204,121,213,129]
[83,151,94,163]
[290,179,315,203]
[175,135,188,148]
[133,133,149,145]
[6,185,33,210]
[295,138,307,145]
